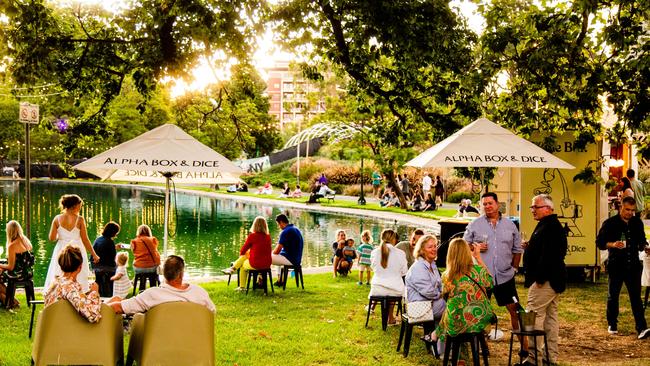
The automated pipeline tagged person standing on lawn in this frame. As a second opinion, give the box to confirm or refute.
[463,192,526,347]
[422,173,433,200]
[597,196,650,339]
[271,214,304,286]
[523,194,567,365]
[627,169,646,217]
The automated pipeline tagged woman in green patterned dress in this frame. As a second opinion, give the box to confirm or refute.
[435,238,494,342]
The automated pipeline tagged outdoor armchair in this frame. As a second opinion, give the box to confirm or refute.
[31,300,123,366]
[126,301,215,366]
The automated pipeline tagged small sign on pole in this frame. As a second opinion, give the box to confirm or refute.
[19,102,39,124]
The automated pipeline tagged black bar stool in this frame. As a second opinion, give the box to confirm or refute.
[245,268,274,295]
[132,272,160,296]
[365,295,402,331]
[4,275,35,309]
[442,332,489,366]
[508,328,550,366]
[280,265,304,290]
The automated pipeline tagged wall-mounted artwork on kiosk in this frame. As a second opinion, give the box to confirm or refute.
[520,134,601,267]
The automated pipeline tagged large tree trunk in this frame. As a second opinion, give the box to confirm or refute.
[386,170,408,209]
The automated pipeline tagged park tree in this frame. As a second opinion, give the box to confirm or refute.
[0,0,265,142]
[477,0,649,157]
[173,63,280,159]
[0,92,22,164]
[272,0,483,206]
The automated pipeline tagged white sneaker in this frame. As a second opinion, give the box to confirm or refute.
[638,328,650,339]
[364,305,374,314]
[608,326,618,335]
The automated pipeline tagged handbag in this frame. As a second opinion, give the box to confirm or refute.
[406,300,434,323]
[141,239,163,275]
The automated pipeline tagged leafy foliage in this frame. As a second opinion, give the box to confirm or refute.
[0,0,265,137]
[272,0,484,206]
[173,63,280,159]
[478,0,649,157]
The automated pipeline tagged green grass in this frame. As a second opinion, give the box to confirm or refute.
[2,273,649,365]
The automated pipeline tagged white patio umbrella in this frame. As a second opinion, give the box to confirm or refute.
[75,124,243,255]
[406,118,575,169]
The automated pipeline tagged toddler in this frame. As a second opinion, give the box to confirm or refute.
[356,230,374,285]
[110,252,132,298]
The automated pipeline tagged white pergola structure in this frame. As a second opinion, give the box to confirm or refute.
[283,122,361,148]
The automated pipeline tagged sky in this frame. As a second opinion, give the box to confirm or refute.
[50,0,484,97]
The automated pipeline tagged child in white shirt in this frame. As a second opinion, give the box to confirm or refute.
[111,252,132,298]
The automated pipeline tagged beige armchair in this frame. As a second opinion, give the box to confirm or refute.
[31,300,123,366]
[126,301,214,366]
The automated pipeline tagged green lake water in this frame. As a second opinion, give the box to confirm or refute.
[0,181,417,286]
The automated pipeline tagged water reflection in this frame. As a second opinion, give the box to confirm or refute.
[0,181,421,285]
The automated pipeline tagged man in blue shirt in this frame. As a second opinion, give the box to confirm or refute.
[464,192,525,346]
[271,213,304,286]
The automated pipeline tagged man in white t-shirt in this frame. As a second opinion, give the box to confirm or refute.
[422,174,433,199]
[108,255,215,314]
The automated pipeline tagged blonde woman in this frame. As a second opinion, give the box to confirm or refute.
[222,216,272,290]
[369,229,408,325]
[435,238,493,343]
[130,224,161,275]
[0,220,34,282]
[45,194,99,293]
[405,235,446,339]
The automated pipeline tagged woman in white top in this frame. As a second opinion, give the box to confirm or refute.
[369,229,408,325]
[45,194,99,293]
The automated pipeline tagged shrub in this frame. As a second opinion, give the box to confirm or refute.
[444,176,474,197]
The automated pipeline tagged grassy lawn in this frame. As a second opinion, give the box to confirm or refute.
[2,272,650,365]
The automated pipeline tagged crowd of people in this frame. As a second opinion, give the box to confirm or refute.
[4,171,650,365]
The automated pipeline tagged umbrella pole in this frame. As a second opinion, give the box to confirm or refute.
[164,175,170,257]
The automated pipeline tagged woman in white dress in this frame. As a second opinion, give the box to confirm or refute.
[44,194,99,293]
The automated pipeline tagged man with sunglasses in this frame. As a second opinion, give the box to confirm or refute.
[597,196,650,339]
[523,194,567,365]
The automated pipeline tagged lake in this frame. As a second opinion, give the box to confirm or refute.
[0,180,421,286]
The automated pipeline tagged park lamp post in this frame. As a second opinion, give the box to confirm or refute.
[357,119,366,205]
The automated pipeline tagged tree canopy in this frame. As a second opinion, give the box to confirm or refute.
[0,0,265,134]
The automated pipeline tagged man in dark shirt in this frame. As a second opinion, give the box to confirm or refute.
[596,196,650,339]
[92,221,121,297]
[523,194,567,364]
[271,214,304,286]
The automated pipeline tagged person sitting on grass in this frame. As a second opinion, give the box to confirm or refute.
[383,191,400,208]
[409,189,424,211]
[236,182,248,192]
[379,188,392,207]
[278,182,291,198]
[356,230,374,285]
[307,183,335,204]
[108,255,215,314]
[256,182,273,195]
[422,192,436,211]
[291,184,302,198]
